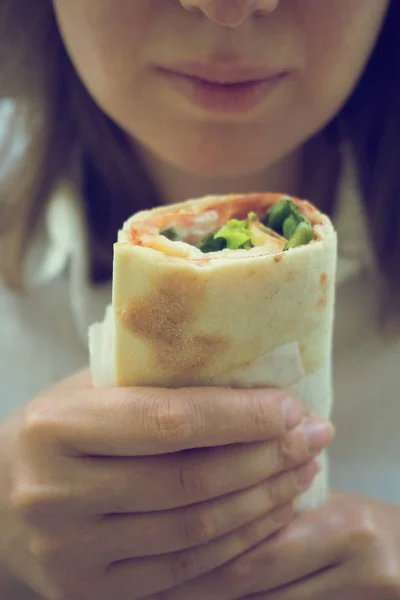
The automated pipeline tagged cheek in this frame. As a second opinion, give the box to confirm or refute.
[297,0,389,109]
[54,0,155,107]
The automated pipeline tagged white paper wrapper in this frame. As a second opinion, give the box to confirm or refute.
[89,305,115,387]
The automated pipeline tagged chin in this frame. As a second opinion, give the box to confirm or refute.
[147,131,285,178]
[165,153,267,177]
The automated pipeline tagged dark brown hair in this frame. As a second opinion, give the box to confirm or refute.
[0,0,399,320]
[340,0,400,321]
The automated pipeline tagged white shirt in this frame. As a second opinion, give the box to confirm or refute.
[0,149,399,504]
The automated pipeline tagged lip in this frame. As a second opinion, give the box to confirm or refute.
[161,61,286,84]
[156,62,289,115]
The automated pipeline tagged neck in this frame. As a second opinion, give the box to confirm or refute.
[135,145,304,206]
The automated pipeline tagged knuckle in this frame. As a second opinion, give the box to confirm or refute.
[266,439,290,475]
[20,398,58,446]
[233,388,257,409]
[266,472,298,507]
[10,477,68,525]
[347,505,380,549]
[269,503,294,529]
[10,479,47,522]
[152,395,196,444]
[236,389,273,432]
[183,504,215,544]
[177,461,209,502]
[224,554,256,594]
[233,507,290,553]
[279,428,309,467]
[28,533,64,569]
[235,519,263,550]
[224,537,279,595]
[169,548,199,586]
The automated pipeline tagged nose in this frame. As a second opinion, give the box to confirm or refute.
[180,0,280,27]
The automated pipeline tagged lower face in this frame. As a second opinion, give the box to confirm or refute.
[53,0,389,177]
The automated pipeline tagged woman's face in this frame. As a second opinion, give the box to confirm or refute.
[53,0,389,176]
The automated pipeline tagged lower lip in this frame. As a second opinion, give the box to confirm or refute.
[158,70,287,115]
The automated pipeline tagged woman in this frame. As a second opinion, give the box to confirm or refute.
[0,1,399,599]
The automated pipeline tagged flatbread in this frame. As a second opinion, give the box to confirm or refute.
[89,193,337,510]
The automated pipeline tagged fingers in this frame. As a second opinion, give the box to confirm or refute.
[69,419,332,513]
[150,502,345,600]
[99,460,319,560]
[104,506,295,598]
[236,568,345,600]
[28,381,303,457]
[59,368,93,389]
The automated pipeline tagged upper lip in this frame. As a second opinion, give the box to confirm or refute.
[157,61,287,84]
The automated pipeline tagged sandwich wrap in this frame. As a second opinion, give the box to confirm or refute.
[89,193,337,511]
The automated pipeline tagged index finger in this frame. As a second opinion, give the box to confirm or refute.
[31,370,302,456]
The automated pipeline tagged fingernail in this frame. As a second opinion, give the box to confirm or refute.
[295,460,320,490]
[303,418,335,453]
[282,397,302,430]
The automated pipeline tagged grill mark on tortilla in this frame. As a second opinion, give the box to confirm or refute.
[118,272,228,381]
[316,273,329,308]
[320,272,328,286]
[286,270,295,282]
[316,294,328,309]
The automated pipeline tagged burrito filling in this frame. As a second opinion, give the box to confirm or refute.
[160,198,315,253]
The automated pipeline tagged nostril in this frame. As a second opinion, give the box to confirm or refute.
[179,1,200,11]
[180,1,279,28]
[184,4,201,12]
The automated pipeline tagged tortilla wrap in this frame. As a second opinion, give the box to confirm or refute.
[89,193,337,510]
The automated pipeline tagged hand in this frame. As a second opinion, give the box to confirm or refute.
[0,370,333,600]
[155,493,400,600]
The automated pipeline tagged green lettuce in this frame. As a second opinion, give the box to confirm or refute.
[163,200,315,253]
[214,219,253,250]
[198,233,227,253]
[264,198,292,233]
[264,198,315,249]
[284,221,314,249]
[200,215,254,252]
